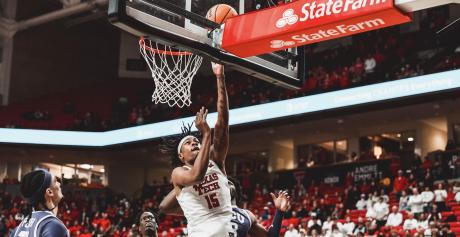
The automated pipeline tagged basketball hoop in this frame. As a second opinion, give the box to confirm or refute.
[139,37,203,108]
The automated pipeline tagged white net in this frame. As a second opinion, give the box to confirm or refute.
[139,38,203,108]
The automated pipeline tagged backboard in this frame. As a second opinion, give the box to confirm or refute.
[108,0,306,89]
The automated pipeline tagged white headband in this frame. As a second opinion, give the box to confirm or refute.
[177,135,196,154]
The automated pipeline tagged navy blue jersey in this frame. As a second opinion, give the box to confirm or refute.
[230,206,252,237]
[11,211,69,237]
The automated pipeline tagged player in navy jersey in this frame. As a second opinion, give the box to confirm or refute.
[10,169,68,237]
[159,176,290,237]
[138,211,158,237]
[228,177,290,237]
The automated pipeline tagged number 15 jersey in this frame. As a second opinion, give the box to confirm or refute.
[176,160,233,237]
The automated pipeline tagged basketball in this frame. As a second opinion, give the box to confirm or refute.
[206,4,238,24]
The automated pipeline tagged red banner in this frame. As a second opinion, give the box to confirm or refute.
[222,0,411,58]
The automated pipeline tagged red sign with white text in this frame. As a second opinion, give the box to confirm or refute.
[222,0,411,57]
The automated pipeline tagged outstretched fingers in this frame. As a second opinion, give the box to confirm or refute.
[195,107,210,134]
[203,107,208,121]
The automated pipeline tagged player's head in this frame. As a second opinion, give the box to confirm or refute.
[227,176,243,206]
[160,122,201,167]
[20,169,63,220]
[138,211,158,237]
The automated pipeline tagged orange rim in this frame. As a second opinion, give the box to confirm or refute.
[139,37,192,56]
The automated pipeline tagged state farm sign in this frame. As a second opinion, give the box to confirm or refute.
[270,18,387,49]
[222,0,411,57]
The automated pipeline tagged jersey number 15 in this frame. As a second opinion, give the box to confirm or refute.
[205,193,220,209]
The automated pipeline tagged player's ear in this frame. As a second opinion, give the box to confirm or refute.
[45,187,54,198]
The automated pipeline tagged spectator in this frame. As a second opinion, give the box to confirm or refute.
[453,182,460,194]
[428,204,442,222]
[98,212,111,233]
[423,170,434,188]
[338,216,355,236]
[307,213,322,234]
[299,228,307,237]
[408,188,424,217]
[403,212,419,231]
[366,193,374,210]
[407,173,417,188]
[379,189,389,203]
[352,217,366,236]
[322,216,334,234]
[352,57,364,83]
[338,68,350,88]
[320,73,334,91]
[356,194,367,210]
[285,224,300,237]
[365,200,376,220]
[434,183,447,212]
[373,197,389,228]
[424,221,438,236]
[364,54,377,75]
[417,213,429,231]
[68,220,82,236]
[345,186,359,210]
[386,206,403,227]
[136,114,145,125]
[399,190,409,211]
[421,186,434,212]
[325,223,344,237]
[128,108,138,125]
[393,170,408,195]
[455,190,460,202]
[372,190,380,204]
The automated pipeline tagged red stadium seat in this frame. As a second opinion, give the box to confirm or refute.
[281,219,289,227]
[289,217,300,226]
[451,227,460,234]
[453,210,460,217]
[449,222,460,228]
[442,211,454,220]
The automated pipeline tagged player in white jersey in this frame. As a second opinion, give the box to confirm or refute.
[160,63,232,237]
[159,176,291,237]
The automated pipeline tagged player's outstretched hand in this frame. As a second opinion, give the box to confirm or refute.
[195,107,210,135]
[211,62,224,77]
[270,190,291,212]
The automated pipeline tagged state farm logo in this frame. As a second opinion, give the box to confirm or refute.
[276,9,299,28]
[270,40,295,49]
[275,0,388,29]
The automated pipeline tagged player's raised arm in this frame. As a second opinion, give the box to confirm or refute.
[210,63,229,173]
[267,191,290,237]
[159,189,184,216]
[248,191,291,237]
[171,107,211,187]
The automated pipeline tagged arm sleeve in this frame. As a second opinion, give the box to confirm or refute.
[9,228,16,237]
[267,210,284,237]
[40,219,69,237]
